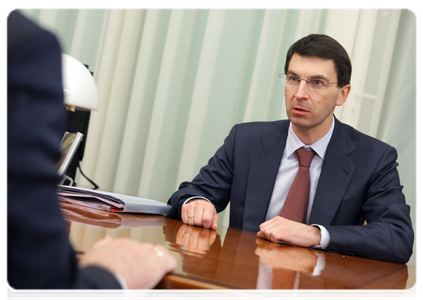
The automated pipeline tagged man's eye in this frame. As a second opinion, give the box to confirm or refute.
[289,76,299,83]
[312,80,324,86]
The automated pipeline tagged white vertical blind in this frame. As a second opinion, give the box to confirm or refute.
[367,11,401,136]
[176,10,227,185]
[339,11,377,129]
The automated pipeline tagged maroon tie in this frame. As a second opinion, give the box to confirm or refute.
[279,148,316,223]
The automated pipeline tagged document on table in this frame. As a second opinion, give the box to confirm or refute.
[57,185,171,215]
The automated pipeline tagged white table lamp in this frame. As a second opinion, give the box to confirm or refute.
[62,53,99,111]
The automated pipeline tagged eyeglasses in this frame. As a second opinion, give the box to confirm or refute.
[279,74,337,92]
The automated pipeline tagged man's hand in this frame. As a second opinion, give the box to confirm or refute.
[181,199,219,230]
[257,216,321,248]
[79,236,176,289]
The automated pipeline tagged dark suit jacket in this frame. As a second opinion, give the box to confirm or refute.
[7,11,121,289]
[167,118,414,263]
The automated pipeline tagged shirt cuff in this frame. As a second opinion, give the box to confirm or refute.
[182,196,211,205]
[311,224,330,249]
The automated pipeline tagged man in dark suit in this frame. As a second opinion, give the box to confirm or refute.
[7,10,176,289]
[167,34,414,264]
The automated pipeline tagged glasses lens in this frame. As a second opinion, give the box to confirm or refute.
[280,74,327,92]
[308,79,327,91]
[287,75,301,88]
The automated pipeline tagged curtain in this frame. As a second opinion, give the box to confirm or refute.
[20,9,416,265]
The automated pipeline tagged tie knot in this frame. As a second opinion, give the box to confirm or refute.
[295,148,315,168]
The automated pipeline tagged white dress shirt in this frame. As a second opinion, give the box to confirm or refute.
[265,116,335,249]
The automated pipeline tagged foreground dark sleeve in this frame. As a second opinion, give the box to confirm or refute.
[326,146,414,264]
[7,11,121,289]
[166,125,238,220]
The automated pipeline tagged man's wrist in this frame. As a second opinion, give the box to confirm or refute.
[311,224,330,249]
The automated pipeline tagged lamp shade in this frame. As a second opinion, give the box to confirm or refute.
[62,53,99,111]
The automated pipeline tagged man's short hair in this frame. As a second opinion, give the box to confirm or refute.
[284,34,352,87]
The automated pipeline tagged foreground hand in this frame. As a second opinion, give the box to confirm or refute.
[79,236,176,289]
[181,199,219,230]
[257,216,321,248]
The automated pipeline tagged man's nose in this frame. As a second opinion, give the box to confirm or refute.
[294,80,309,99]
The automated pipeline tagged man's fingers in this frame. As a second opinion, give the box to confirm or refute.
[181,200,219,230]
[90,236,113,249]
[200,204,214,229]
[258,217,284,241]
[187,205,196,226]
[181,205,188,224]
[152,244,177,272]
[192,203,205,227]
[199,204,219,230]
[211,212,219,231]
[181,202,196,225]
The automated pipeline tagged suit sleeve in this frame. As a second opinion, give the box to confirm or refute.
[325,146,414,264]
[7,11,121,289]
[166,125,238,220]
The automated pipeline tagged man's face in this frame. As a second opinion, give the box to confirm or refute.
[285,53,350,141]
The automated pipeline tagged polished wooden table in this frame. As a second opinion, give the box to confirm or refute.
[61,202,415,290]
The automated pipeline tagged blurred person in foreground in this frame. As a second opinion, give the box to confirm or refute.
[7,10,176,289]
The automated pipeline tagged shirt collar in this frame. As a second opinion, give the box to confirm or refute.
[286,115,335,160]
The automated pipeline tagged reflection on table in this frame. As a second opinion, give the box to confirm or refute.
[61,203,414,289]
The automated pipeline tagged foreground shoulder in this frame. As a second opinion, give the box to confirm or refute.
[8,11,46,54]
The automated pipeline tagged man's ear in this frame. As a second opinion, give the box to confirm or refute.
[336,84,351,107]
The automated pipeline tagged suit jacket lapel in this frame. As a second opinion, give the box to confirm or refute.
[309,118,357,226]
[242,121,289,232]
